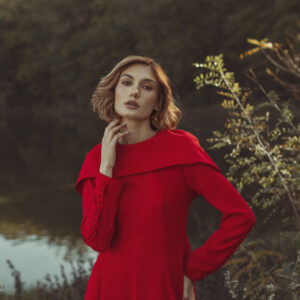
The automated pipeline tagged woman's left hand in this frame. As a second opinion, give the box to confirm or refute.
[183,274,195,300]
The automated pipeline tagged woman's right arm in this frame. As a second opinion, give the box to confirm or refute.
[80,171,125,252]
[79,118,128,252]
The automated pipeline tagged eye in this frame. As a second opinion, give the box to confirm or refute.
[121,81,153,91]
[143,85,153,91]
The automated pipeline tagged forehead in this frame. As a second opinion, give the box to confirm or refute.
[120,64,156,82]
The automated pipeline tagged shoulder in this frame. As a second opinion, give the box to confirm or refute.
[167,129,222,173]
[81,143,102,163]
[166,129,201,146]
[88,143,102,156]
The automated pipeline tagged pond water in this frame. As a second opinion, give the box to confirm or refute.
[0,234,97,295]
[0,112,104,296]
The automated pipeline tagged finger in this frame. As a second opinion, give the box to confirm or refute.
[109,119,125,132]
[108,118,120,126]
[109,123,127,140]
[110,118,121,123]
[189,285,196,300]
[112,130,128,143]
[104,119,122,139]
[114,122,127,130]
[108,122,125,134]
[106,118,121,131]
[183,281,189,300]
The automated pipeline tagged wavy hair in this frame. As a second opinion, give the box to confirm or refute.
[91,55,182,130]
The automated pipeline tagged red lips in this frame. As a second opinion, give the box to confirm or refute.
[125,100,139,107]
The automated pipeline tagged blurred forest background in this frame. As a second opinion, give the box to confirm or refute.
[0,0,299,299]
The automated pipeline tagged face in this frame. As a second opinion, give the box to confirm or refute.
[114,63,159,122]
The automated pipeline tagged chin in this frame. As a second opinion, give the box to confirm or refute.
[115,107,151,121]
[117,109,139,117]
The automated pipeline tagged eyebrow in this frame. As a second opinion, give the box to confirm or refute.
[120,73,156,84]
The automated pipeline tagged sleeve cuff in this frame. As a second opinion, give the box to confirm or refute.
[95,171,125,197]
[183,253,207,282]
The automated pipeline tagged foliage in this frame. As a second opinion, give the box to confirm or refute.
[1,257,92,300]
[224,235,300,299]
[0,0,299,176]
[192,38,300,230]
[240,37,300,101]
[192,35,300,299]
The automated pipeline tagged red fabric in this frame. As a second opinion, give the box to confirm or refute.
[75,129,256,300]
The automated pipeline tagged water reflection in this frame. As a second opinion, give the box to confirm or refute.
[0,234,97,295]
[0,107,104,295]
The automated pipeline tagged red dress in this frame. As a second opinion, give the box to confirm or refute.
[75,129,256,300]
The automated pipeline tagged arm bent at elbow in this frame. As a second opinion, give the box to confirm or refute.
[182,163,256,282]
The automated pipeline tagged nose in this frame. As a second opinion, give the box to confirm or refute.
[130,86,139,97]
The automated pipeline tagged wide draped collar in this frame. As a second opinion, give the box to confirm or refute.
[75,129,221,195]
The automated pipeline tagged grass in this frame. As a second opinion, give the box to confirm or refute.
[0,257,94,300]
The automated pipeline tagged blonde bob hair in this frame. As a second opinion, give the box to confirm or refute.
[91,55,182,130]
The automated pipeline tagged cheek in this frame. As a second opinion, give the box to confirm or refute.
[115,85,125,102]
[145,92,158,106]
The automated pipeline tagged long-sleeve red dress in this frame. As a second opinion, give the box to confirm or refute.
[75,128,256,300]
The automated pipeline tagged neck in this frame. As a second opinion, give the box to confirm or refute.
[118,128,158,145]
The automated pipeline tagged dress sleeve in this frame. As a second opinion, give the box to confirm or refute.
[80,171,125,253]
[181,163,256,282]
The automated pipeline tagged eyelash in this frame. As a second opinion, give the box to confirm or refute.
[121,81,153,91]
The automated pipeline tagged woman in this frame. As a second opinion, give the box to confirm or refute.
[75,55,256,300]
